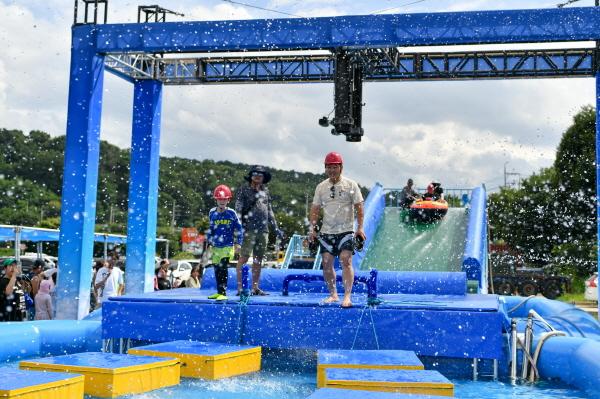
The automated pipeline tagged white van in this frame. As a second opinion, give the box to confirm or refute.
[168,259,202,282]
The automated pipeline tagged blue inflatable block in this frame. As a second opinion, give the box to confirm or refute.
[326,368,450,384]
[308,388,443,399]
[21,352,173,368]
[319,350,423,368]
[130,340,257,356]
[0,368,80,390]
[20,352,180,398]
[318,349,424,387]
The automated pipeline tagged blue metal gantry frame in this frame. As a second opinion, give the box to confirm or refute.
[58,6,600,319]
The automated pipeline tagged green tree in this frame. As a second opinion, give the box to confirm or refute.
[489,105,597,276]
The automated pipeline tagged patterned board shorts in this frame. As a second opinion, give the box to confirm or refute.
[317,231,354,257]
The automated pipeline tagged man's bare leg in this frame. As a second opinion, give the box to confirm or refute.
[236,256,249,292]
[321,252,339,303]
[339,250,354,308]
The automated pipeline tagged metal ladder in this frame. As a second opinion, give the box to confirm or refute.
[281,234,322,270]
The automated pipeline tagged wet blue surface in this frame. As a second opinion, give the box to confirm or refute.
[326,368,449,384]
[132,340,259,356]
[0,368,80,390]
[80,371,591,399]
[318,349,423,367]
[308,389,440,399]
[108,288,499,311]
[24,352,175,369]
[79,350,590,399]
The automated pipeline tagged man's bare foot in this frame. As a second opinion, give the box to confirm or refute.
[341,297,352,308]
[322,295,339,304]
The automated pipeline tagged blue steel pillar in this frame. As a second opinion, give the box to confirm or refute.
[596,72,600,317]
[126,80,163,293]
[56,25,104,320]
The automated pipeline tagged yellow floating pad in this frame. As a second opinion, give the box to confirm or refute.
[0,368,84,399]
[324,369,454,397]
[20,352,179,398]
[317,350,424,388]
[128,340,261,379]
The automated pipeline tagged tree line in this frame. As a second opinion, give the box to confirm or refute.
[0,129,357,254]
[488,106,596,278]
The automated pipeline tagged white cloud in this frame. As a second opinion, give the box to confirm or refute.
[1,0,597,193]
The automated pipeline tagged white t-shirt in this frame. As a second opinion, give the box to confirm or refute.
[94,266,124,303]
[312,176,364,234]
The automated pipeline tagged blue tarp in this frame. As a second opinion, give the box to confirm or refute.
[0,225,165,244]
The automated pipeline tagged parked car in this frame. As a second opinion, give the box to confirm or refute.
[167,259,203,284]
[585,273,598,301]
[22,253,57,269]
[0,254,55,275]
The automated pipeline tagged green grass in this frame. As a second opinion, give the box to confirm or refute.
[557,291,586,303]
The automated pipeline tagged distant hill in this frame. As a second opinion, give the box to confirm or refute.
[0,129,365,249]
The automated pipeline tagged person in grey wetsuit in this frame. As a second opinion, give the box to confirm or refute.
[235,165,282,296]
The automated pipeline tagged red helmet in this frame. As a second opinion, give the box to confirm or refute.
[324,152,343,165]
[213,184,232,200]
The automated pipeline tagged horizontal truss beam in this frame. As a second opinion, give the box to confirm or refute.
[93,7,600,53]
[105,49,596,84]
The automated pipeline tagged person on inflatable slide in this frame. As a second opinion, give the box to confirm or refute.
[422,182,444,201]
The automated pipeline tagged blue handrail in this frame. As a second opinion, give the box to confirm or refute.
[281,269,380,304]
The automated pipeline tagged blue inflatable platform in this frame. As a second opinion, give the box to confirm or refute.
[103,286,504,361]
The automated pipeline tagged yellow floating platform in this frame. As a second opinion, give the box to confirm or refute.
[0,368,84,399]
[20,352,179,398]
[324,369,454,397]
[317,350,424,388]
[128,340,261,379]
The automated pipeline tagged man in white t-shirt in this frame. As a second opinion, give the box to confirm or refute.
[94,260,124,307]
[308,151,365,308]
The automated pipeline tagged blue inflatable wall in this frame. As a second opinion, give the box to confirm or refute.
[201,268,467,296]
[501,295,600,340]
[536,336,600,396]
[462,186,487,289]
[0,320,101,362]
[353,183,386,269]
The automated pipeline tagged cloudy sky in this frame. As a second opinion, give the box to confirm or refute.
[0,0,598,192]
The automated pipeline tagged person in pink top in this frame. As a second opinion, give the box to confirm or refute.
[34,279,53,320]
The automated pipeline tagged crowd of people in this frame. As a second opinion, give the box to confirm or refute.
[0,258,57,322]
[0,251,128,321]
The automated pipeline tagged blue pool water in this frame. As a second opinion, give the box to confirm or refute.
[4,350,590,399]
[84,372,590,399]
[80,350,590,399]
